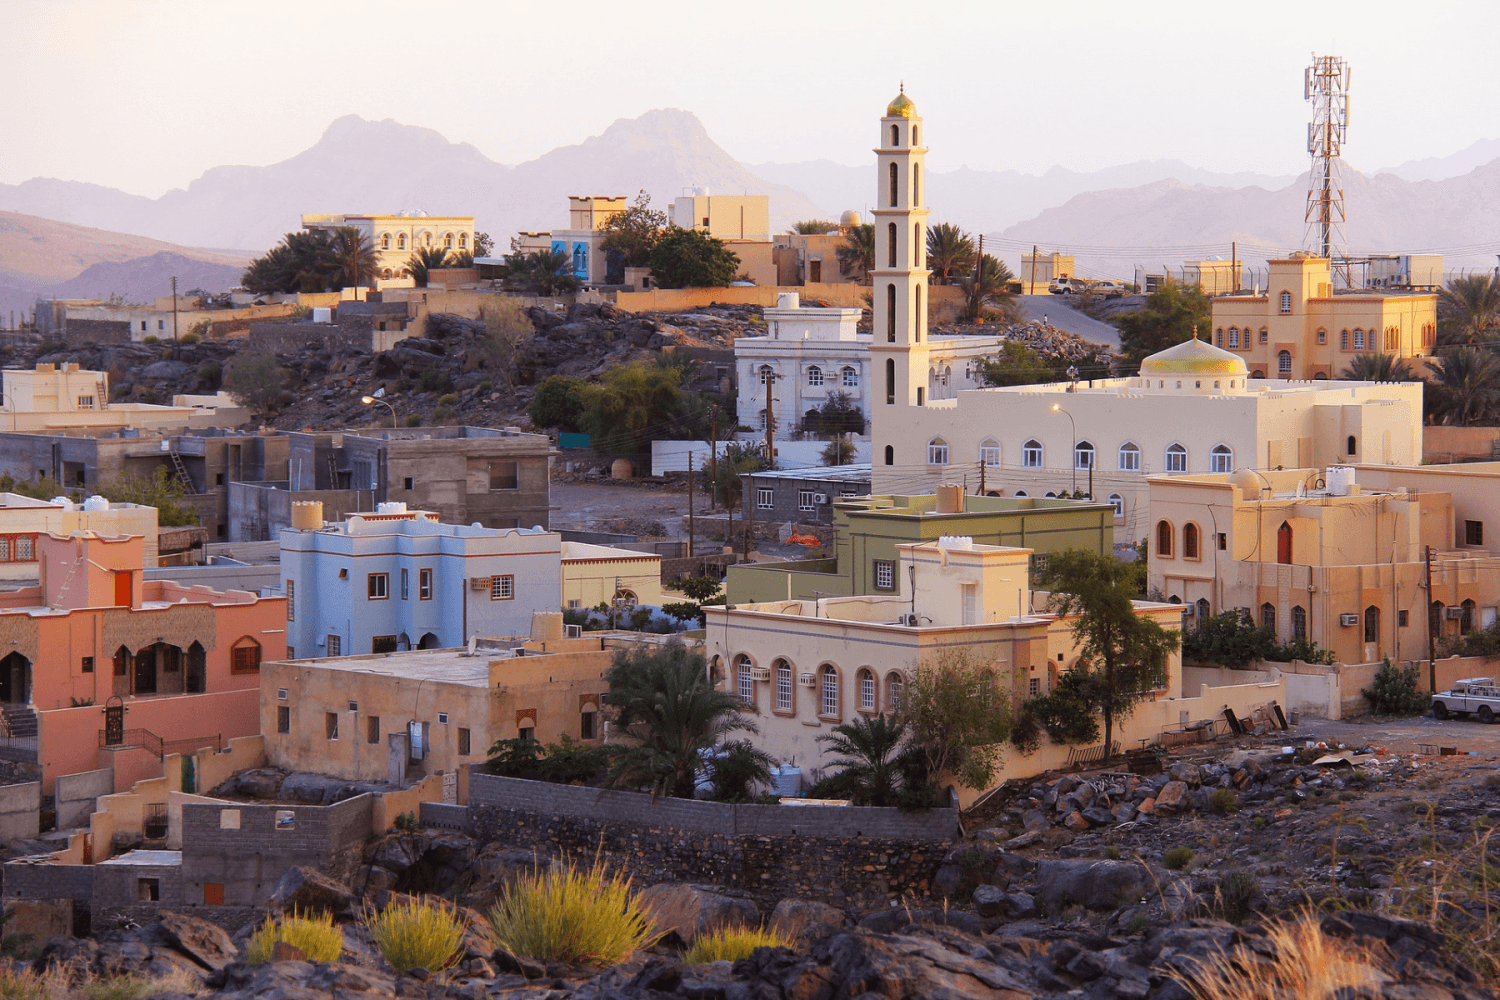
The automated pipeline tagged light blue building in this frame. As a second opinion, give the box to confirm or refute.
[281,509,562,658]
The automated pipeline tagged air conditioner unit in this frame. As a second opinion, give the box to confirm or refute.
[470,577,492,591]
[798,672,817,687]
[1181,605,1196,616]
[750,667,771,681]
[904,614,919,626]
[564,624,582,638]
[1446,607,1466,620]
[1339,613,1359,627]
[813,493,829,504]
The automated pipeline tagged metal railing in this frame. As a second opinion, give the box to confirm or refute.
[0,735,38,762]
[98,729,221,759]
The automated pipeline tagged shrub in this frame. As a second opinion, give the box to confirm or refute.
[1207,788,1241,815]
[364,895,464,974]
[180,331,202,344]
[142,335,159,344]
[1215,871,1257,923]
[0,967,47,1000]
[247,909,343,964]
[1103,846,1121,860]
[483,854,656,967]
[536,735,609,786]
[1362,658,1428,716]
[404,414,423,427]
[416,370,451,393]
[684,926,787,964]
[1163,846,1194,871]
[432,405,455,423]
[437,393,460,406]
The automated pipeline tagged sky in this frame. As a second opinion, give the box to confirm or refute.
[4,0,1498,197]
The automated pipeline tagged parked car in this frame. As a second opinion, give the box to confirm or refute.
[1048,277,1087,295]
[1087,280,1127,298]
[1431,677,1500,721]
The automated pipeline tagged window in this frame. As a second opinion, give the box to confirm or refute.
[874,559,895,590]
[230,638,261,674]
[489,460,519,490]
[372,635,398,654]
[1261,603,1276,630]
[756,488,773,509]
[491,575,515,600]
[398,233,406,250]
[886,286,896,342]
[1228,327,1240,349]
[327,634,341,657]
[1466,520,1484,546]
[1277,521,1293,564]
[368,573,389,600]
[759,364,774,385]
[1156,520,1173,557]
[1279,290,1292,314]
[380,233,390,250]
[1399,609,1409,627]
[888,162,898,207]
[887,223,897,267]
[1364,606,1380,644]
[1196,598,1210,621]
[1022,439,1043,468]
[1210,444,1234,473]
[78,395,95,408]
[807,365,824,387]
[1353,328,1365,350]
[1278,350,1293,376]
[798,490,816,512]
[1107,493,1124,517]
[138,878,160,902]
[368,716,380,744]
[14,536,32,561]
[325,713,339,740]
[1165,443,1187,472]
[1074,441,1094,471]
[841,365,858,387]
[979,439,1001,466]
[1341,329,1349,350]
[459,232,467,249]
[857,669,876,712]
[1317,329,1327,345]
[459,727,472,755]
[737,656,754,702]
[285,579,294,621]
[1184,523,1200,559]
[1217,532,1227,550]
[1462,599,1476,634]
[884,445,893,466]
[820,665,839,718]
[277,706,289,733]
[1292,605,1307,641]
[419,568,432,600]
[890,123,898,146]
[927,437,949,465]
[1118,442,1140,471]
[887,672,904,713]
[403,477,414,490]
[400,569,408,601]
[775,660,793,712]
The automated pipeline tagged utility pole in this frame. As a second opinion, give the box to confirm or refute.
[687,452,695,559]
[1426,544,1437,695]
[709,404,719,509]
[763,372,776,467]
[1029,244,1038,295]
[978,460,985,496]
[1231,241,1237,293]
[170,276,179,356]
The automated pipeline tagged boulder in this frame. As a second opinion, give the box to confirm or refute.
[972,884,1007,918]
[1034,859,1150,910]
[1062,810,1091,832]
[278,772,337,804]
[1005,893,1040,919]
[635,883,760,945]
[157,910,238,971]
[233,768,283,799]
[1003,830,1043,850]
[768,898,846,945]
[827,929,1032,1000]
[1082,806,1117,827]
[1155,780,1190,812]
[268,867,357,917]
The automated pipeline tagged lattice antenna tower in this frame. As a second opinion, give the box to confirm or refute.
[1303,53,1349,261]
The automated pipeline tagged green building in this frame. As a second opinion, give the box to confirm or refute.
[726,490,1115,603]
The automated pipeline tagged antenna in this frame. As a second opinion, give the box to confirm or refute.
[1303,53,1350,277]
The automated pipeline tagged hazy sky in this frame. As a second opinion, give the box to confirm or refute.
[5,0,1498,197]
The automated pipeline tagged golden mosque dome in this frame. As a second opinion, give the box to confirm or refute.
[1138,333,1248,378]
[887,87,917,118]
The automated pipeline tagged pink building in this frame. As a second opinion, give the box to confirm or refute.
[0,532,286,791]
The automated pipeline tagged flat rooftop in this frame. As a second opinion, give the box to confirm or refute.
[100,849,181,866]
[275,645,524,686]
[748,465,873,483]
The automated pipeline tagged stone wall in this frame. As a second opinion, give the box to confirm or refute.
[59,319,131,345]
[0,782,39,842]
[466,772,955,912]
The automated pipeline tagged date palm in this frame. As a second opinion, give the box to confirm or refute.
[964,253,1018,322]
[836,224,875,285]
[925,223,976,285]
[1339,352,1414,382]
[330,226,381,299]
[1427,346,1500,427]
[816,714,908,807]
[1438,274,1500,345]
[405,246,453,288]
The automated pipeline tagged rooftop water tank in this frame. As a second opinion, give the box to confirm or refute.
[50,496,75,510]
[772,765,803,798]
[935,484,965,513]
[311,307,332,324]
[776,292,801,309]
[290,501,323,530]
[375,501,407,515]
[82,495,109,512]
[937,535,975,551]
[1326,467,1356,496]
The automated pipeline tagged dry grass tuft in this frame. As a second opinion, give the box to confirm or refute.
[1166,910,1387,1000]
[246,908,343,965]
[683,926,787,965]
[364,895,465,975]
[484,853,657,968]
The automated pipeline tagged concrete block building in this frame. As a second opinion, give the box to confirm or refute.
[0,493,158,579]
[0,364,247,433]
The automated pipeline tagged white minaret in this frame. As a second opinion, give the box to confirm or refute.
[869,86,931,468]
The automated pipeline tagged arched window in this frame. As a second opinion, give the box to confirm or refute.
[807,365,824,387]
[942,366,951,388]
[841,365,858,387]
[1261,603,1276,631]
[1045,491,1057,498]
[979,439,1001,466]
[927,437,949,465]
[759,364,773,385]
[1346,435,1357,456]
[857,668,877,712]
[443,233,453,249]
[423,231,432,246]
[1430,600,1445,638]
[1279,290,1292,314]
[914,285,922,341]
[458,232,467,249]
[397,233,406,250]
[1251,370,1265,379]
[1107,493,1124,517]
[1196,598,1210,621]
[912,124,919,146]
[736,655,755,703]
[230,636,262,674]
[887,223,897,268]
[1228,326,1240,349]
[914,223,921,266]
[1022,439,1043,468]
[886,284,896,341]
[1013,490,1027,497]
[890,123,899,146]
[887,672,905,713]
[774,659,793,713]
[1073,440,1094,470]
[885,358,896,404]
[1215,328,1224,347]
[1118,442,1141,471]
[1353,328,1365,350]
[1462,599,1476,634]
[1210,444,1234,473]
[1340,329,1350,350]
[884,445,893,466]
[1277,521,1293,564]
[1292,605,1307,640]
[382,268,392,279]
[1156,520,1174,557]
[380,233,390,250]
[820,664,839,718]
[1363,606,1380,644]
[1165,443,1187,472]
[913,163,921,205]
[888,162,898,207]
[1184,523,1200,559]
[1278,351,1293,377]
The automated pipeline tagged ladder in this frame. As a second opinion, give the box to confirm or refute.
[167,450,195,493]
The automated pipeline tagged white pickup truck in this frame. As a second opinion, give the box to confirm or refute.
[1431,677,1500,722]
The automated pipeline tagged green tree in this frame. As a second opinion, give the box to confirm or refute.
[964,254,1018,323]
[1181,610,1277,668]
[1038,548,1181,759]
[528,375,587,433]
[502,248,582,296]
[0,473,75,503]
[982,341,1057,387]
[900,649,1016,794]
[815,714,908,806]
[706,740,775,803]
[1361,658,1428,715]
[329,226,381,297]
[472,232,494,257]
[1438,273,1500,345]
[406,246,453,288]
[1427,346,1500,426]
[577,361,693,457]
[602,642,757,799]
[449,250,474,268]
[801,390,865,436]
[1339,352,1415,382]
[98,467,199,526]
[223,351,284,417]
[1012,668,1101,753]
[821,434,856,466]
[1113,279,1212,365]
[836,224,875,284]
[790,220,838,234]
[646,227,740,289]
[713,440,767,508]
[598,190,667,270]
[476,298,535,386]
[925,223,976,285]
[242,230,341,294]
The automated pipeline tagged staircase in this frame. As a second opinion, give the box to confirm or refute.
[1,704,37,739]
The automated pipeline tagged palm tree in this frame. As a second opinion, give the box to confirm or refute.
[405,246,453,288]
[1339,352,1414,382]
[329,226,381,299]
[815,714,908,807]
[505,248,580,296]
[925,223,976,285]
[1427,347,1500,426]
[963,254,1018,322]
[789,220,837,235]
[603,643,757,799]
[1438,274,1500,345]
[836,224,875,284]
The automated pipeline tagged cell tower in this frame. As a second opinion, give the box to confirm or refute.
[1303,53,1350,263]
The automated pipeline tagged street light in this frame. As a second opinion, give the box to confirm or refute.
[1051,403,1076,494]
[361,395,397,428]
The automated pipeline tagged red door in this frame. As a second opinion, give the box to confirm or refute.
[1276,522,1293,565]
[114,572,131,607]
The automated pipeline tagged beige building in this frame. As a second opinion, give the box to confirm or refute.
[1148,467,1500,666]
[1209,255,1438,380]
[1020,252,1075,293]
[301,213,478,285]
[0,493,159,578]
[513,196,628,286]
[0,364,247,433]
[669,193,776,285]
[561,541,662,609]
[773,212,863,286]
